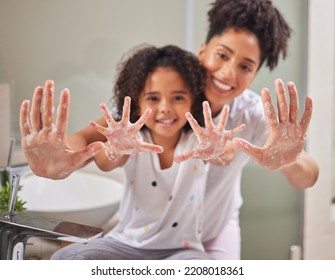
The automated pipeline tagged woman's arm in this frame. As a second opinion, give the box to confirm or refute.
[280,151,319,189]
[20,80,104,179]
[233,79,319,189]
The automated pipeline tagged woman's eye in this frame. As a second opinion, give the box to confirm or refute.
[240,64,252,73]
[217,52,228,60]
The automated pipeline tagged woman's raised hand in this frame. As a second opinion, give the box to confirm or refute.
[233,79,312,170]
[174,101,245,165]
[90,96,163,160]
[20,80,105,179]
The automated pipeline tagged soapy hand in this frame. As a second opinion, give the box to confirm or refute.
[20,80,104,179]
[233,79,312,170]
[174,101,245,166]
[90,96,163,160]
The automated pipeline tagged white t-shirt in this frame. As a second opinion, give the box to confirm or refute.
[202,89,268,242]
[107,130,209,251]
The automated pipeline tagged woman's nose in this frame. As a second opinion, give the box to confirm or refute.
[219,62,236,79]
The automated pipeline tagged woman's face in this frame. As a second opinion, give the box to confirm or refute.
[198,28,261,116]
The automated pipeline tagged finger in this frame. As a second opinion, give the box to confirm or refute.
[89,121,110,135]
[73,141,105,166]
[120,96,131,126]
[287,81,299,123]
[134,108,151,131]
[174,151,194,163]
[30,85,44,131]
[20,100,32,137]
[203,101,215,130]
[275,79,289,123]
[225,124,245,138]
[300,96,313,133]
[217,105,229,132]
[186,112,203,136]
[41,80,55,129]
[55,88,70,135]
[100,103,117,127]
[232,138,262,161]
[139,142,164,153]
[261,88,278,126]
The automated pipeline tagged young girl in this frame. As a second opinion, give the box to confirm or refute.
[49,45,243,260]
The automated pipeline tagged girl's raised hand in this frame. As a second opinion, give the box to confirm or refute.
[174,101,245,165]
[233,79,312,170]
[20,80,104,179]
[90,96,163,160]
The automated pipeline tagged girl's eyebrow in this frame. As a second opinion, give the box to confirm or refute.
[143,90,189,95]
[219,44,258,65]
[142,91,159,96]
[171,90,189,94]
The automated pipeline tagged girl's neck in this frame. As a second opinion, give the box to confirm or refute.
[151,131,182,169]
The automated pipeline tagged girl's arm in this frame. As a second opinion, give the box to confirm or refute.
[174,101,245,166]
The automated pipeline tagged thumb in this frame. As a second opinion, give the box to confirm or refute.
[174,151,194,163]
[232,138,261,160]
[73,141,105,165]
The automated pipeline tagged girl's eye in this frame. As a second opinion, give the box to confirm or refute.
[174,95,185,102]
[146,96,159,102]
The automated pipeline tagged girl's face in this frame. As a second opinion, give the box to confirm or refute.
[198,28,261,116]
[139,67,193,144]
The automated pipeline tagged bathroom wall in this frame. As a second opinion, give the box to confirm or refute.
[0,0,308,259]
[303,0,335,259]
[0,0,186,137]
[0,84,10,166]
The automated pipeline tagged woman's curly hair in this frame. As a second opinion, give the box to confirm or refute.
[207,0,292,70]
[111,44,206,130]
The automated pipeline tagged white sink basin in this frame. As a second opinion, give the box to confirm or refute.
[19,171,124,228]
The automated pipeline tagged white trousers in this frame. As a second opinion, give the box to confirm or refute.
[203,211,241,260]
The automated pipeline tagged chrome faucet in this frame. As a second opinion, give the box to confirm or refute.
[0,173,104,260]
[1,138,32,186]
[0,139,103,260]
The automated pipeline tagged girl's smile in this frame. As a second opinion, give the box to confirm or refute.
[139,67,193,146]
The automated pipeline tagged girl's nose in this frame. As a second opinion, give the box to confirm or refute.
[159,99,172,113]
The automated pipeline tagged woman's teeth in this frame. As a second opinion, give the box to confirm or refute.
[213,79,232,91]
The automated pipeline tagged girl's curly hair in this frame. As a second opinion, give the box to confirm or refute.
[111,44,206,130]
[207,0,292,70]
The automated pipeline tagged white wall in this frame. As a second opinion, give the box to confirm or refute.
[0,0,185,136]
[303,0,335,259]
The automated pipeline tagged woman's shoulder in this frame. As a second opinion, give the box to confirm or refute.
[230,89,264,119]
